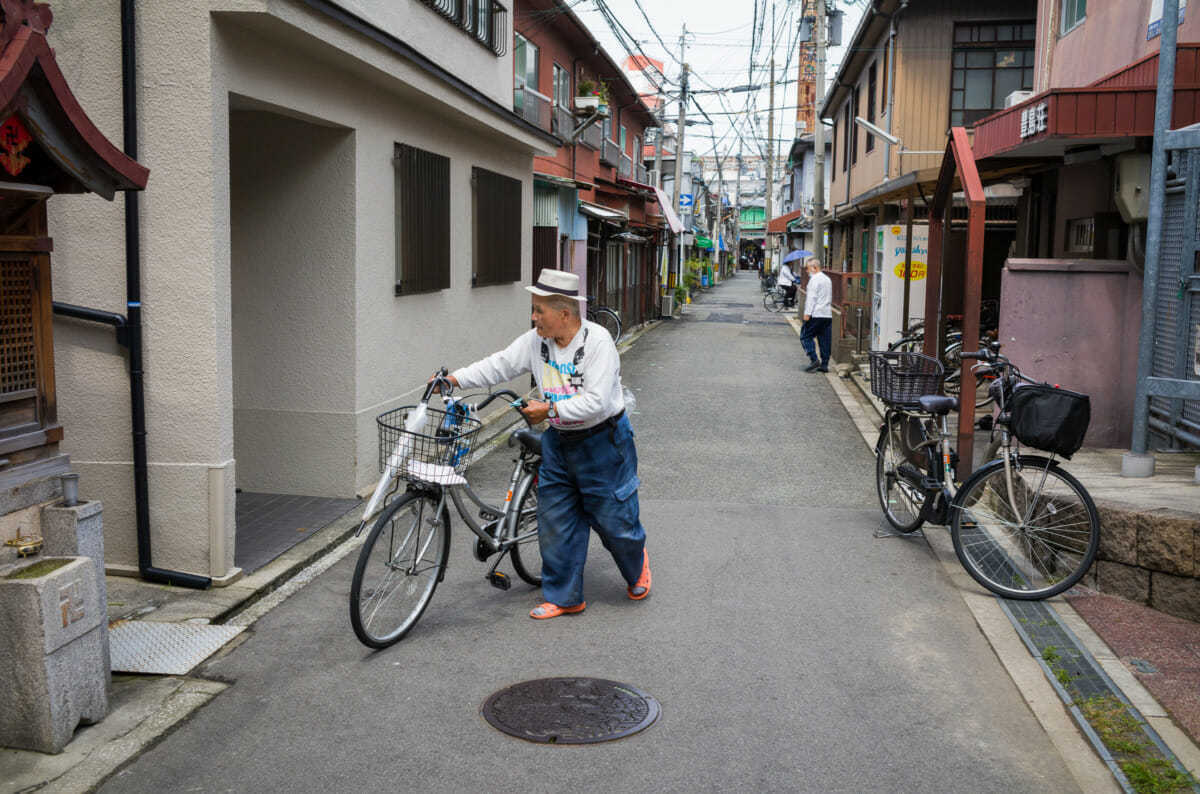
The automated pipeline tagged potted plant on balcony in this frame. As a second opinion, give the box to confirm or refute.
[575,79,610,114]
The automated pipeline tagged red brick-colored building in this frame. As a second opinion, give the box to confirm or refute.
[514,0,675,329]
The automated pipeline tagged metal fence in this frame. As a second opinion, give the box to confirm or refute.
[1147,138,1200,448]
[514,87,551,131]
[601,138,621,167]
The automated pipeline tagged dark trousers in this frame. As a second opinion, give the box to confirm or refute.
[782,284,797,308]
[800,316,832,366]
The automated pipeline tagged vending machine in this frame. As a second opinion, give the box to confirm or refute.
[871,223,929,351]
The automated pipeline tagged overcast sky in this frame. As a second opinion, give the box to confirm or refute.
[569,0,867,166]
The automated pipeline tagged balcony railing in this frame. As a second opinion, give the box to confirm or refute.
[635,163,649,185]
[552,105,574,139]
[514,87,552,131]
[601,138,621,167]
[619,152,632,178]
[419,0,508,56]
[581,123,603,150]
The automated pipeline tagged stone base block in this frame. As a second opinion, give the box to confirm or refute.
[1151,572,1200,623]
[1095,559,1151,605]
[0,557,108,753]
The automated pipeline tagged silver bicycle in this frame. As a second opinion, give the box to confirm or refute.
[349,370,543,649]
[872,349,1099,600]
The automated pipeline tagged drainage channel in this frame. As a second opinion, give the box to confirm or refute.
[999,597,1200,792]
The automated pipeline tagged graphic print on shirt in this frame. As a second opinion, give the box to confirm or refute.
[540,330,587,427]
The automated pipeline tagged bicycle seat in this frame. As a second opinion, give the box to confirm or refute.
[918,395,959,415]
[510,426,543,456]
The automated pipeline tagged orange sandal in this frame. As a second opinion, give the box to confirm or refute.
[529,601,586,620]
[628,549,651,600]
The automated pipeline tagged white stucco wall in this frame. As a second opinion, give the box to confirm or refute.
[45,1,550,581]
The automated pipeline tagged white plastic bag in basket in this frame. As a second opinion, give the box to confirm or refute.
[361,403,428,521]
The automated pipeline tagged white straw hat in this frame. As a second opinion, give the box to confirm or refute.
[525,268,588,302]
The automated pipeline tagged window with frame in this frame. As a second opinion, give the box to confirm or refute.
[951,22,1035,127]
[831,120,838,182]
[553,63,570,109]
[394,144,451,295]
[842,104,851,171]
[880,44,889,115]
[866,63,877,152]
[514,33,538,117]
[472,167,522,287]
[1061,0,1086,35]
[851,87,860,165]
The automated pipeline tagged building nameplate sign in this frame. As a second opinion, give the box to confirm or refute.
[1020,102,1049,139]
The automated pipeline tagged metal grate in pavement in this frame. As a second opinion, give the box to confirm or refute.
[999,598,1199,792]
[109,621,245,675]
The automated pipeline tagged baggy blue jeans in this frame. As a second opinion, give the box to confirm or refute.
[537,414,646,607]
[800,316,832,367]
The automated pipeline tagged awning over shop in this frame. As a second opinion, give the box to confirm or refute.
[766,207,806,234]
[651,186,684,234]
[579,200,627,224]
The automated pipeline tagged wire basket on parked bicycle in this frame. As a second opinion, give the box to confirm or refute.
[376,404,483,480]
[868,351,944,408]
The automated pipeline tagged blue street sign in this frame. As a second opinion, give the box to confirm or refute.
[679,193,694,209]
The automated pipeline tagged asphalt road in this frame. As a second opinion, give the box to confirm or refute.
[99,275,1080,792]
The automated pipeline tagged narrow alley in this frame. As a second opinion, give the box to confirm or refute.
[97,275,1082,792]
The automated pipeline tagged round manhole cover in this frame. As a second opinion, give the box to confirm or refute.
[481,677,660,744]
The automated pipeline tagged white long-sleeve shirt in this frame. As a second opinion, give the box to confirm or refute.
[452,321,623,431]
[803,270,833,318]
[778,263,797,288]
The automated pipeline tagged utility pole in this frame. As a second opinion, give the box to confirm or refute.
[765,55,775,274]
[672,25,688,286]
[734,142,743,267]
[813,0,826,267]
[652,88,664,187]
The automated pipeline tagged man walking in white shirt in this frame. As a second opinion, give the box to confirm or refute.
[447,269,651,620]
[801,258,833,373]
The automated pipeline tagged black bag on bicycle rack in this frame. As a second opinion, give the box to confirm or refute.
[1008,383,1090,458]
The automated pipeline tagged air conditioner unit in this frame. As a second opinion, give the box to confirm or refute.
[1004,90,1035,109]
[1114,152,1152,223]
[646,169,660,188]
[661,294,675,317]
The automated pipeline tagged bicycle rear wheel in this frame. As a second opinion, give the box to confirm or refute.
[350,490,449,648]
[950,456,1099,599]
[509,473,543,586]
[592,307,622,344]
[763,290,784,312]
[875,420,930,533]
[887,336,923,354]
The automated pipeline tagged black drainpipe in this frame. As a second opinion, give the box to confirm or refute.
[49,0,210,589]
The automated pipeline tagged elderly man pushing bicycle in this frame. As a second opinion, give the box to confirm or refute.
[446,268,651,620]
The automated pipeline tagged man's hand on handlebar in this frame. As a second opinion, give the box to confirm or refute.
[520,400,552,424]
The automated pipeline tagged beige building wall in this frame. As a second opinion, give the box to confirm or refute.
[46,1,550,582]
[828,0,1038,200]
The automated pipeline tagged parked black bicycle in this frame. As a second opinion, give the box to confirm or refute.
[871,348,1099,600]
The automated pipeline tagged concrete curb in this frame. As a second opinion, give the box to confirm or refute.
[818,344,1200,787]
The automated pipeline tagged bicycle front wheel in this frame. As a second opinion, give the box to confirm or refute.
[350,491,449,648]
[593,307,622,344]
[509,473,543,586]
[887,336,923,354]
[950,456,1099,600]
[875,420,929,533]
[763,290,784,312]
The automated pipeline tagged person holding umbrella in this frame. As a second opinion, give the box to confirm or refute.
[779,249,812,309]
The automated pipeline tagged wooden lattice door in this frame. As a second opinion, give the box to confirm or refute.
[0,197,58,470]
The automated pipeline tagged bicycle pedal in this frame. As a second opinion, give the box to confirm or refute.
[487,571,511,590]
